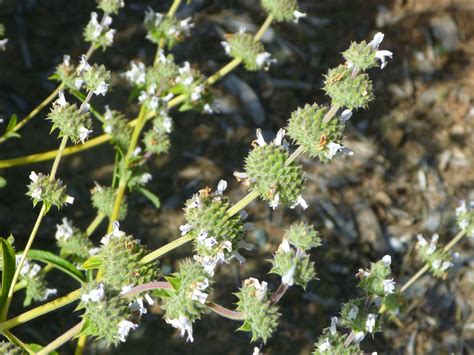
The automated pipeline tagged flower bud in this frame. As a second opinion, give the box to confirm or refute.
[235,277,280,343]
[285,222,322,251]
[340,298,381,336]
[84,12,116,49]
[323,65,374,110]
[222,32,275,71]
[27,171,74,211]
[261,0,303,23]
[97,0,125,15]
[91,184,128,220]
[144,9,194,49]
[357,255,395,297]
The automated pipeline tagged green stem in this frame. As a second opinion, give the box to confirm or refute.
[227,191,259,217]
[254,15,273,41]
[74,335,87,355]
[38,321,84,354]
[0,289,81,332]
[207,302,245,320]
[2,330,34,354]
[140,234,193,264]
[85,213,105,237]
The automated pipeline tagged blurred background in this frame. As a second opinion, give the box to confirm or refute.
[0,0,473,353]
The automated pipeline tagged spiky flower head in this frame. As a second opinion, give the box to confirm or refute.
[47,91,93,144]
[91,184,128,221]
[343,32,393,71]
[84,12,116,49]
[53,55,76,88]
[76,56,111,96]
[356,254,396,298]
[144,9,194,49]
[222,31,275,71]
[55,218,94,263]
[235,277,280,343]
[456,200,474,237]
[159,259,213,343]
[97,0,125,15]
[78,282,137,346]
[182,180,251,275]
[103,107,132,153]
[287,104,350,162]
[261,0,305,23]
[143,112,172,156]
[0,341,23,354]
[340,298,381,337]
[97,222,158,290]
[27,171,74,212]
[416,234,456,278]
[16,257,57,307]
[323,64,374,110]
[238,129,306,210]
[313,317,361,355]
[285,222,322,251]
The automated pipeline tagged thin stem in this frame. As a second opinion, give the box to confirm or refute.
[2,330,34,354]
[206,58,242,86]
[156,0,182,57]
[74,335,87,355]
[85,213,105,237]
[254,15,273,42]
[227,191,259,217]
[321,104,340,124]
[50,135,69,180]
[140,234,194,264]
[270,283,289,305]
[122,281,172,299]
[400,230,466,293]
[0,289,81,332]
[0,84,65,144]
[38,321,84,355]
[207,303,245,320]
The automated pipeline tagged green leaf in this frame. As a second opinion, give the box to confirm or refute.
[5,114,17,133]
[152,288,171,299]
[137,187,161,208]
[237,321,251,332]
[164,276,181,291]
[28,343,59,355]
[0,236,16,314]
[26,249,86,283]
[80,255,102,270]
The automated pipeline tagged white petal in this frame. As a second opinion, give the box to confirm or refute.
[256,128,266,147]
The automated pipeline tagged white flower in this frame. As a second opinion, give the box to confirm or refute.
[88,12,103,40]
[81,283,105,303]
[125,61,146,85]
[293,10,306,23]
[179,223,193,236]
[367,32,393,69]
[78,126,92,143]
[94,81,109,96]
[441,261,453,271]
[382,255,392,266]
[348,305,359,320]
[74,78,84,90]
[246,277,268,300]
[65,195,75,205]
[140,173,152,185]
[325,142,354,160]
[62,55,71,67]
[29,171,39,182]
[318,338,331,352]
[233,171,248,180]
[278,238,292,253]
[178,17,194,33]
[133,147,142,156]
[221,41,231,55]
[193,254,218,276]
[383,279,396,294]
[269,192,280,210]
[426,243,436,255]
[77,55,92,74]
[290,195,308,210]
[253,347,261,355]
[104,29,115,46]
[166,314,194,342]
[100,221,125,245]
[329,316,337,336]
[366,313,377,333]
[40,288,58,300]
[353,331,366,344]
[55,218,74,241]
[282,263,296,286]
[203,103,213,114]
[0,38,8,51]
[255,52,276,70]
[190,278,209,304]
[216,180,227,195]
[55,91,68,108]
[256,128,266,146]
[273,129,285,146]
[417,234,427,247]
[117,319,138,342]
[368,32,385,50]
[89,247,100,255]
[340,109,352,123]
[456,200,467,216]
[31,187,42,200]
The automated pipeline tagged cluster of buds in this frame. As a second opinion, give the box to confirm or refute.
[96,222,158,290]
[456,200,474,237]
[84,11,116,49]
[97,0,125,15]
[0,24,7,51]
[181,180,252,275]
[91,184,128,220]
[55,218,95,263]
[343,32,393,71]
[270,223,321,288]
[171,61,213,113]
[143,110,173,155]
[222,30,276,71]
[416,234,457,278]
[313,317,361,354]
[75,55,111,96]
[144,9,194,49]
[78,282,138,346]
[52,55,76,88]
[103,107,133,152]
[47,91,93,144]
[235,129,306,210]
[261,0,306,23]
[0,341,22,354]
[16,256,57,306]
[287,104,352,162]
[160,259,213,343]
[235,278,280,343]
[27,171,74,211]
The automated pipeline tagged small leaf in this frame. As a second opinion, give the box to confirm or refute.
[138,187,161,208]
[152,288,171,299]
[5,114,17,133]
[237,321,251,332]
[164,276,181,291]
[80,255,102,270]
[28,344,59,354]
[26,249,86,283]
[0,236,16,314]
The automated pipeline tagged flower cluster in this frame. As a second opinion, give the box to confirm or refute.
[47,91,93,144]
[270,223,321,288]
[260,0,306,23]
[343,32,393,70]
[286,104,351,162]
[55,218,95,263]
[235,277,280,343]
[313,317,361,354]
[144,9,194,49]
[181,180,252,275]
[236,129,306,210]
[84,11,116,49]
[102,107,133,152]
[52,55,76,88]
[143,110,173,155]
[91,184,128,220]
[97,0,125,15]
[78,282,137,346]
[222,30,276,71]
[0,341,22,354]
[27,171,74,211]
[456,200,474,237]
[76,55,111,96]
[159,259,213,343]
[16,256,57,307]
[416,234,457,278]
